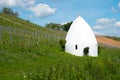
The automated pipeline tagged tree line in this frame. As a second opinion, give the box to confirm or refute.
[45,22,72,31]
[1,7,19,17]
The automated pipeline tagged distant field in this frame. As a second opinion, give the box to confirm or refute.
[0,13,120,80]
[105,36,120,41]
[96,36,120,48]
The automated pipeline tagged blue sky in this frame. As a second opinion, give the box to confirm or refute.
[0,0,120,37]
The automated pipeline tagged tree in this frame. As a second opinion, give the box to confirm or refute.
[2,7,11,14]
[59,39,66,51]
[61,22,72,31]
[45,22,72,31]
[45,23,61,30]
[2,7,19,17]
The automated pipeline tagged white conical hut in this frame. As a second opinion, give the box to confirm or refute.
[65,16,98,57]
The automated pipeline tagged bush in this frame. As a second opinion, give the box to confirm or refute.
[59,39,66,51]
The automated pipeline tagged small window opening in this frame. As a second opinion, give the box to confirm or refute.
[75,45,78,50]
[83,47,89,56]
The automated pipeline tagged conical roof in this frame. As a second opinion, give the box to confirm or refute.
[66,16,97,44]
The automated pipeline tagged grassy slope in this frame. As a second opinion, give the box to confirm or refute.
[0,13,120,80]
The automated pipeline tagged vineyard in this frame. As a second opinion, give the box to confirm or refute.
[0,13,120,80]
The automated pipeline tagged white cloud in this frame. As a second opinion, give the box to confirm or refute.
[29,4,57,17]
[0,0,16,7]
[17,0,35,7]
[114,21,120,27]
[93,18,120,30]
[94,31,103,35]
[0,0,35,7]
[93,25,108,30]
[93,18,116,30]
[96,18,116,24]
[0,0,57,17]
[93,17,120,37]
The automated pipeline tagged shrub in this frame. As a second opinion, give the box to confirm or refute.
[59,39,66,51]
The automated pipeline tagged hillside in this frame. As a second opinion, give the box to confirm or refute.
[0,13,120,80]
[0,13,65,48]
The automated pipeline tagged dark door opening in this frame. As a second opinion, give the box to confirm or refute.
[75,45,78,50]
[83,47,89,56]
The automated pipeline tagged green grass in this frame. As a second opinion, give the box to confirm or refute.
[0,13,120,80]
[0,45,120,80]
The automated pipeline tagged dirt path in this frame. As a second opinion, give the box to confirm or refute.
[96,36,120,48]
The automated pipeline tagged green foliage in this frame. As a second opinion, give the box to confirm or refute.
[61,21,72,31]
[45,22,72,31]
[59,39,66,51]
[1,7,19,17]
[45,23,61,30]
